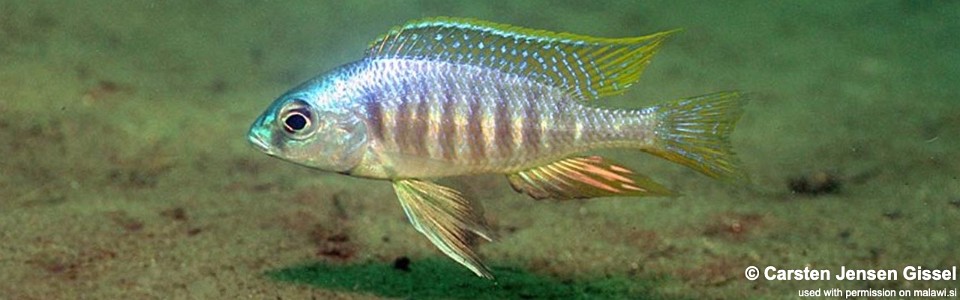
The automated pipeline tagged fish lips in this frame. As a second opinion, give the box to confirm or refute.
[247,115,276,155]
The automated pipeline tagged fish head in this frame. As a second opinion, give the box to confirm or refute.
[248,77,368,174]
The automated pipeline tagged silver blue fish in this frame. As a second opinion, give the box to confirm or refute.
[248,17,748,278]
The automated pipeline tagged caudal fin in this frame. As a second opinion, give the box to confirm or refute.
[647,91,748,182]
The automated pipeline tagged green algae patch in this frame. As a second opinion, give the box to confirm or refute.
[266,258,667,299]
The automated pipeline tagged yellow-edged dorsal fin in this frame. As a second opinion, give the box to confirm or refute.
[393,179,494,278]
[507,156,675,200]
[367,17,678,100]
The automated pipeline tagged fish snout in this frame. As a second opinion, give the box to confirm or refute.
[248,132,271,153]
[247,116,274,154]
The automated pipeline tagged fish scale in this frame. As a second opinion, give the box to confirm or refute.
[356,58,647,176]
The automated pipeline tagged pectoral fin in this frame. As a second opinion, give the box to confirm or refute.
[393,179,494,278]
[507,156,675,200]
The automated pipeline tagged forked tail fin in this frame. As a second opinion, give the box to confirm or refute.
[647,91,749,182]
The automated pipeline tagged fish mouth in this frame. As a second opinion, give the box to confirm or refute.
[247,128,274,155]
[250,137,268,152]
[248,113,276,155]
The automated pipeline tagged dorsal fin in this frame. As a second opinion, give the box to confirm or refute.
[367,17,677,100]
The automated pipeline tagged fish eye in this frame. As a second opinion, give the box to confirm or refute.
[278,100,316,138]
[283,111,309,132]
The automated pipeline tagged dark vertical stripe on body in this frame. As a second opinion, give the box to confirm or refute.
[439,84,457,160]
[553,95,583,146]
[394,82,411,153]
[494,87,513,159]
[523,87,542,154]
[467,83,486,161]
[552,97,572,145]
[365,95,385,141]
[411,81,430,157]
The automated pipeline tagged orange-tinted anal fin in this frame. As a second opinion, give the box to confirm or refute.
[507,156,675,200]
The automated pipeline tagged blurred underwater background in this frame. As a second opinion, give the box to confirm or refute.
[1,1,958,298]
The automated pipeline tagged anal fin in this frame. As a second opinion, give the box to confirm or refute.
[507,156,675,200]
[393,179,494,278]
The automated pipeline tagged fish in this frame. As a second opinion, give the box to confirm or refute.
[248,17,748,279]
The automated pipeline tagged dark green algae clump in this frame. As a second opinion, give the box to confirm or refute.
[266,258,676,299]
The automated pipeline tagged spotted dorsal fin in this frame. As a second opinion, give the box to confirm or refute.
[367,17,677,100]
[507,156,675,200]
